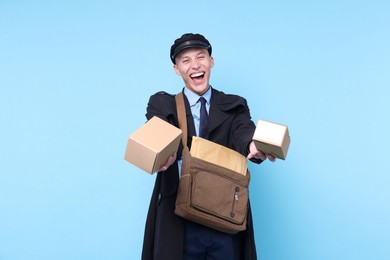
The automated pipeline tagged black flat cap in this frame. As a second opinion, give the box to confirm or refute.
[170,33,212,63]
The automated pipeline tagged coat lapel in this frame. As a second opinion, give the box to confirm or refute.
[208,89,230,135]
[207,88,248,136]
[182,93,196,143]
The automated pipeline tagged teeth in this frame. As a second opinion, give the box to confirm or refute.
[191,72,204,78]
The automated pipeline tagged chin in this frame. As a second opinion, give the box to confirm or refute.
[195,86,209,95]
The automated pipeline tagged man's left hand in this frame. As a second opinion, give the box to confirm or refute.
[247,141,276,162]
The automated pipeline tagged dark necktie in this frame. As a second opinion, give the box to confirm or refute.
[198,97,209,139]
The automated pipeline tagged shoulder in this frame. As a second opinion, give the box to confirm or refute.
[148,91,176,105]
[150,91,175,100]
[211,88,248,111]
[146,91,178,120]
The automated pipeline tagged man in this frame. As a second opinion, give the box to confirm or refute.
[141,33,276,260]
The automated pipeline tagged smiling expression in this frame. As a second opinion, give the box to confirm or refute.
[173,48,214,96]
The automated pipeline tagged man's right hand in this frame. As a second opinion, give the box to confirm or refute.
[158,151,177,171]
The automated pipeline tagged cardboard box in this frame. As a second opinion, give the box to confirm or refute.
[252,119,290,160]
[124,116,182,174]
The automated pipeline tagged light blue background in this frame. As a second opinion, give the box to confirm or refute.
[1,1,389,259]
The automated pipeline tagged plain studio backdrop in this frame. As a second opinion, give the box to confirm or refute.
[0,1,389,259]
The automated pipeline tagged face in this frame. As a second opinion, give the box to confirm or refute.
[173,48,214,96]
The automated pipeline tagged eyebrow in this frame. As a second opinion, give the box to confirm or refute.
[178,50,207,60]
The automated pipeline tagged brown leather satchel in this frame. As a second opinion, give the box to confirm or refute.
[174,92,250,234]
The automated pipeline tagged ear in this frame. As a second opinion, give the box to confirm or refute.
[210,56,215,68]
[173,64,181,76]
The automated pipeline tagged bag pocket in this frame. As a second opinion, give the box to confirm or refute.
[190,169,249,225]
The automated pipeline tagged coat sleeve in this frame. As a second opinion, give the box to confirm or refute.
[227,96,263,164]
[141,173,162,260]
[142,91,185,260]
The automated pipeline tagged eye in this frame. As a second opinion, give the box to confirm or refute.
[198,55,205,60]
[182,59,190,64]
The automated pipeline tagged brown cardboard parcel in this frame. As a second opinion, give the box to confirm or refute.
[252,119,291,160]
[124,116,182,174]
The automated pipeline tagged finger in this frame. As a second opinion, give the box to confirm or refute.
[247,151,260,160]
[257,151,266,160]
[158,165,168,172]
[267,154,276,162]
[167,156,175,166]
[248,152,265,160]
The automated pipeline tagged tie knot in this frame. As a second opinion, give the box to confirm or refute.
[199,97,207,105]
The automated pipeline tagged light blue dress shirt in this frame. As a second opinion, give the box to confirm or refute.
[177,87,212,175]
[183,87,211,136]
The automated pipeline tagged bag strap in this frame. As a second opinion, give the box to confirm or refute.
[175,92,188,147]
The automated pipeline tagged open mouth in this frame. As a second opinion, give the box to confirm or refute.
[190,72,205,80]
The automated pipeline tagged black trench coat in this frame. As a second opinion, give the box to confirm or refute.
[141,87,261,260]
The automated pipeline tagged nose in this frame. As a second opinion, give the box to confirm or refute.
[191,60,201,70]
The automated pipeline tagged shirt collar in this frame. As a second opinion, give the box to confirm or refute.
[183,86,212,107]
